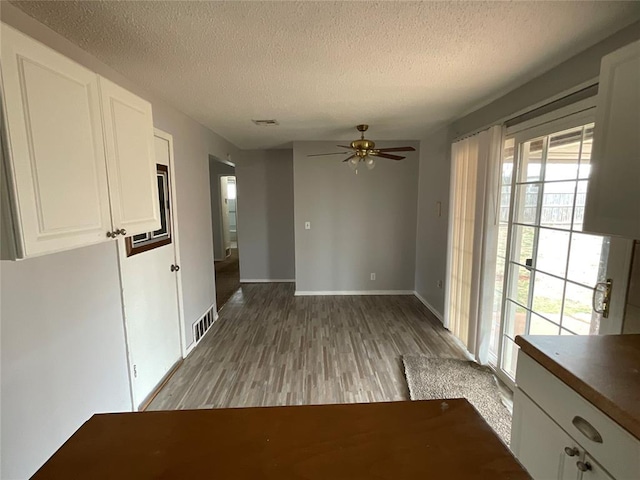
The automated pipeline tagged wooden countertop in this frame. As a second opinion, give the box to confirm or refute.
[32,399,529,479]
[515,334,640,440]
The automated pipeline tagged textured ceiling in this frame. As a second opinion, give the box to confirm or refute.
[10,1,640,149]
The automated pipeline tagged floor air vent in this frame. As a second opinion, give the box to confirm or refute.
[193,305,216,343]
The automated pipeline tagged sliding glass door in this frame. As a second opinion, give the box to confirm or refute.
[488,111,631,381]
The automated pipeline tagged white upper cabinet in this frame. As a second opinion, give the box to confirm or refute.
[1,24,112,258]
[1,24,160,259]
[583,40,640,239]
[99,78,159,237]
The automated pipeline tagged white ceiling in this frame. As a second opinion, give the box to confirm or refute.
[10,1,640,149]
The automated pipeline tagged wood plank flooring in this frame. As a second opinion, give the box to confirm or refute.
[148,283,466,411]
[214,248,240,310]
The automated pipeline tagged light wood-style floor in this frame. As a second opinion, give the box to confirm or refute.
[148,283,466,410]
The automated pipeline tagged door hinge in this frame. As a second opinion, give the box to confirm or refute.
[133,364,138,378]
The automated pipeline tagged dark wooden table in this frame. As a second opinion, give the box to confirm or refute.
[32,399,529,479]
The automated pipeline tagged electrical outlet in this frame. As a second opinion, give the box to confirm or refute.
[437,280,443,289]
[305,221,311,230]
[371,273,376,281]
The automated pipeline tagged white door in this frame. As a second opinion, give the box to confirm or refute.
[1,24,112,257]
[99,77,160,237]
[488,109,633,382]
[118,131,182,409]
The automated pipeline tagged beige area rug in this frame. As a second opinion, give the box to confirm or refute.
[402,356,512,445]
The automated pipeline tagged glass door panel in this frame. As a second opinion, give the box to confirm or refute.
[496,122,614,380]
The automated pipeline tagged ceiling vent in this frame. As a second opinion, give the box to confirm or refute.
[252,119,279,126]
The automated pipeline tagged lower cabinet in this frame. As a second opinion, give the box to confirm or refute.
[512,389,612,480]
[511,351,638,480]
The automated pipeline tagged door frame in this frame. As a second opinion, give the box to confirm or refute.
[493,106,633,388]
[117,128,186,410]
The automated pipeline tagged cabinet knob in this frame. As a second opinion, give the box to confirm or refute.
[576,461,592,472]
[106,230,118,238]
[564,447,579,457]
[171,264,180,272]
[115,228,127,236]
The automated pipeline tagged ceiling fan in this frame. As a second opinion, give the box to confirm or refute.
[307,124,416,172]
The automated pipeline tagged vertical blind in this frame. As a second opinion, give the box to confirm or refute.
[445,126,502,361]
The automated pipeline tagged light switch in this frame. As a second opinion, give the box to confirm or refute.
[305,221,311,230]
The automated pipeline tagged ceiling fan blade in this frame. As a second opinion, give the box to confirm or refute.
[342,154,357,162]
[371,152,405,160]
[336,145,354,149]
[375,146,416,152]
[307,152,350,157]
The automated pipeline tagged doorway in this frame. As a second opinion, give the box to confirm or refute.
[209,159,240,310]
[488,109,632,383]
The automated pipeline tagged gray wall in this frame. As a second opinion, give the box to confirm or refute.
[236,150,295,281]
[209,159,236,261]
[414,20,640,319]
[414,125,455,316]
[1,5,240,478]
[293,142,419,292]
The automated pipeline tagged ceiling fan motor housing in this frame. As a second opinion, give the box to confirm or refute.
[351,138,376,157]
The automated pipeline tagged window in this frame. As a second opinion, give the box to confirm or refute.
[125,164,172,256]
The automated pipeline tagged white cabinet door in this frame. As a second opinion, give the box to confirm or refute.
[583,40,640,238]
[511,389,581,480]
[579,454,614,480]
[1,24,112,258]
[99,77,159,237]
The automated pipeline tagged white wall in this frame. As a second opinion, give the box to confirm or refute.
[236,149,295,281]
[293,142,419,293]
[0,243,132,480]
[414,20,640,320]
[209,159,236,261]
[0,5,241,477]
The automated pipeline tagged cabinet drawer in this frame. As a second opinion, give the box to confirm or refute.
[516,351,640,480]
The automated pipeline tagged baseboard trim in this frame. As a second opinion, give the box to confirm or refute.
[138,358,183,412]
[240,279,295,283]
[413,291,445,323]
[294,290,415,296]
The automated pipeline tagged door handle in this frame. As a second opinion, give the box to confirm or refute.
[171,264,180,272]
[115,228,127,236]
[592,279,612,319]
[106,230,118,238]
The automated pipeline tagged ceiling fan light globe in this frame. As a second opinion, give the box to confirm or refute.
[348,158,358,170]
[365,157,375,170]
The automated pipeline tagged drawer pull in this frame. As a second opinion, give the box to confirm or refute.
[572,416,603,443]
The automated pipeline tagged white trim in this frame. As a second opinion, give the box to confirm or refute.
[413,291,444,323]
[240,278,295,283]
[294,290,415,296]
[183,341,197,357]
